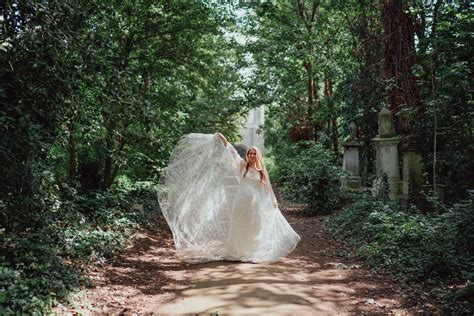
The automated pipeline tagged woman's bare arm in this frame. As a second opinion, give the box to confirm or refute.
[216,132,229,146]
[217,133,246,171]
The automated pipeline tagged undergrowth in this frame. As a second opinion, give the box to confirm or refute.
[324,191,474,313]
[0,175,159,314]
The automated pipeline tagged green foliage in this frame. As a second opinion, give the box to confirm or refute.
[409,3,474,201]
[263,151,281,183]
[244,1,354,150]
[1,232,82,314]
[0,173,160,313]
[1,0,472,313]
[246,1,473,201]
[279,142,346,214]
[325,193,474,281]
[1,1,244,312]
[63,228,125,262]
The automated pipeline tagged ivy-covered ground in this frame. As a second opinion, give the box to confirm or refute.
[53,187,442,315]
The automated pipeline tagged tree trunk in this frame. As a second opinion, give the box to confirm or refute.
[381,0,421,135]
[103,136,113,190]
[102,134,125,190]
[298,0,320,140]
[328,78,339,158]
[357,0,384,176]
[67,122,77,183]
[304,61,316,140]
[101,34,134,190]
[431,0,442,190]
[304,62,315,108]
[324,75,339,158]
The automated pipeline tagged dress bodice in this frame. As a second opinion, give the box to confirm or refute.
[241,168,262,184]
[239,168,263,197]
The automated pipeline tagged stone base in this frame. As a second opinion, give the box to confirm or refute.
[400,194,426,208]
[371,177,402,200]
[342,176,362,190]
[388,179,403,200]
[421,184,447,203]
[400,194,409,207]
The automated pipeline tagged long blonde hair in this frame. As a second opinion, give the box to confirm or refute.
[243,146,269,184]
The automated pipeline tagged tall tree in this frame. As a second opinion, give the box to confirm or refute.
[381,0,421,135]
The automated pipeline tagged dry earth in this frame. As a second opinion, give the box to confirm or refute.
[53,188,434,315]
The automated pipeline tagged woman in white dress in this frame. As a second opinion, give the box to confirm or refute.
[157,132,300,264]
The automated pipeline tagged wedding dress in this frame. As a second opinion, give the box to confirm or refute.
[157,133,300,263]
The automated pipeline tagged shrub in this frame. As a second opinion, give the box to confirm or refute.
[1,232,82,314]
[263,152,282,183]
[280,142,346,214]
[324,192,474,281]
[63,228,126,262]
[1,172,159,313]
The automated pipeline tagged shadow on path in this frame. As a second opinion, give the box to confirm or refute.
[54,188,414,315]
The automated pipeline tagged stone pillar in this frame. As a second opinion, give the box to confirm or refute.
[401,149,424,206]
[435,184,446,202]
[238,105,265,154]
[342,140,363,189]
[372,108,402,200]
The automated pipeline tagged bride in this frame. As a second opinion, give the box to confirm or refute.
[157,132,300,264]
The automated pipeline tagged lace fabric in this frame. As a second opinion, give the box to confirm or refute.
[157,133,300,263]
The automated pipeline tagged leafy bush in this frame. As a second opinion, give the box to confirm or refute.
[324,192,474,281]
[81,179,159,230]
[1,171,160,313]
[263,151,282,183]
[1,232,82,314]
[63,228,125,262]
[280,142,346,214]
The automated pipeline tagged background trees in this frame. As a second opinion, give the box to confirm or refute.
[1,0,246,222]
[0,0,472,313]
[242,1,472,311]
[1,1,247,312]
[242,0,472,199]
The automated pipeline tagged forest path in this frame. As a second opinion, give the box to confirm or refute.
[54,190,418,315]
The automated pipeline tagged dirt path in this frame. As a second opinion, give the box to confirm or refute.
[54,191,422,315]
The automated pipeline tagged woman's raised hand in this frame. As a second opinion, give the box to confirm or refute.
[216,132,229,146]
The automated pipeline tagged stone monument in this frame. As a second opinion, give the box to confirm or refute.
[372,108,402,200]
[238,105,265,154]
[401,148,424,206]
[342,123,363,189]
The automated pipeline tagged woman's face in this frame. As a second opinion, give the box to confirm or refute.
[247,149,257,163]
